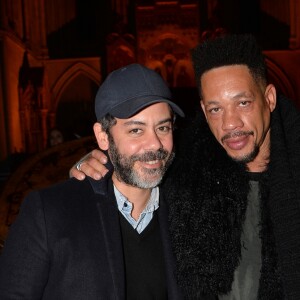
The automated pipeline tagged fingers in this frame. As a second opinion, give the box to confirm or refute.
[79,156,109,180]
[69,149,109,181]
[69,166,86,180]
[91,149,108,164]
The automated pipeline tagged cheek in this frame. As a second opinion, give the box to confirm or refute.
[207,119,222,138]
[117,140,141,156]
[162,136,174,152]
[253,120,266,141]
[244,113,261,132]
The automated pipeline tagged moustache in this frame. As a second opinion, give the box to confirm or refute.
[221,131,254,143]
[131,149,169,162]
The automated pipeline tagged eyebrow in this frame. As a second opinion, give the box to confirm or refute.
[232,91,254,99]
[205,92,254,105]
[123,118,173,126]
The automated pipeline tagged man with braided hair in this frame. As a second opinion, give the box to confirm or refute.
[71,34,300,299]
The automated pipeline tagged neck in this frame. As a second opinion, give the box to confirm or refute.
[247,159,269,172]
[112,173,152,220]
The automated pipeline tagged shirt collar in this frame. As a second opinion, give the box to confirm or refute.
[114,185,159,214]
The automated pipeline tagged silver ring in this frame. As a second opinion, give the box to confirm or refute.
[76,162,83,171]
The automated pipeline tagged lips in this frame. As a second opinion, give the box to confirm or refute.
[223,135,250,150]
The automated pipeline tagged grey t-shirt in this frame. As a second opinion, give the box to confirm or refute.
[219,179,262,300]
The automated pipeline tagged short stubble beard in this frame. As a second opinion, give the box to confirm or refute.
[221,130,259,164]
[231,145,259,164]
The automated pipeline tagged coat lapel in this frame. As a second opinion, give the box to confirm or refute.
[88,177,125,299]
[158,195,183,300]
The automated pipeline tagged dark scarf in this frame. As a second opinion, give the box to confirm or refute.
[164,96,300,299]
[263,96,300,299]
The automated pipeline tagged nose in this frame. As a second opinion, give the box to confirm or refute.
[222,109,243,131]
[145,130,163,150]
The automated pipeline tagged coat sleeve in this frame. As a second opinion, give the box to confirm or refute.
[0,191,50,299]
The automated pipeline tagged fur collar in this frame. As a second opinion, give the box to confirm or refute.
[165,113,249,296]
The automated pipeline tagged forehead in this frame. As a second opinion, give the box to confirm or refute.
[200,65,259,98]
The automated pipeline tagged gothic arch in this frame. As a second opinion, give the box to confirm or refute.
[146,60,167,79]
[51,62,100,112]
[173,59,195,87]
[143,33,194,87]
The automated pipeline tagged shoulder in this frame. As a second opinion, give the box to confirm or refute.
[23,178,91,206]
[38,177,93,198]
[24,177,106,214]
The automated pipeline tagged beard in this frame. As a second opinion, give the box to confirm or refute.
[231,144,260,164]
[221,130,259,164]
[108,135,175,189]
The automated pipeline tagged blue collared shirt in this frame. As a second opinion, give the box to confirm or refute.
[114,185,159,234]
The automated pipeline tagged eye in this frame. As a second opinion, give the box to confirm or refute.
[208,107,220,114]
[157,125,172,133]
[239,101,250,107]
[129,128,142,134]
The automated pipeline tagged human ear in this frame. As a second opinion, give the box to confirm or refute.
[265,84,277,112]
[93,123,109,151]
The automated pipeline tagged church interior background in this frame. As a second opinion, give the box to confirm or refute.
[0,0,300,247]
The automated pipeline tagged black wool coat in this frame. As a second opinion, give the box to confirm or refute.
[164,95,300,300]
[0,176,182,299]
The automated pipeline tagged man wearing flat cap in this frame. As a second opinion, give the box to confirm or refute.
[0,64,185,299]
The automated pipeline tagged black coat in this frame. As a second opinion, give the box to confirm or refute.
[165,95,300,299]
[0,176,182,299]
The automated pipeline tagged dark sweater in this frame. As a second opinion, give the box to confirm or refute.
[119,212,167,300]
